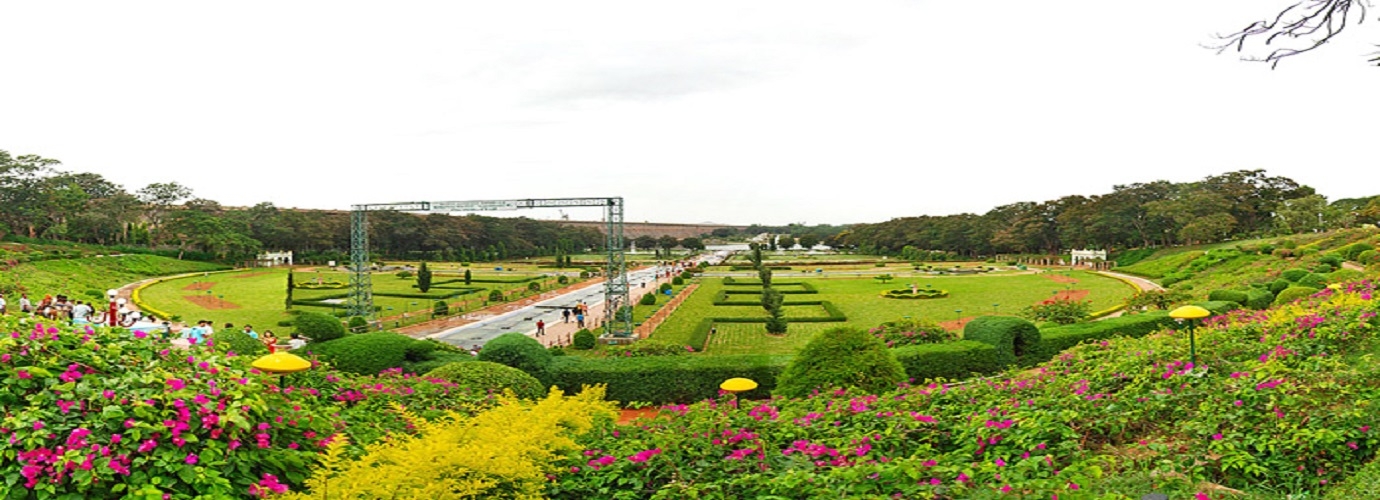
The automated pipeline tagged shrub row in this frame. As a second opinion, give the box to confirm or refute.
[549,354,790,404]
[892,341,1001,382]
[1030,312,1176,361]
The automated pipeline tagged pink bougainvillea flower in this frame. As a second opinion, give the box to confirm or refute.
[17,370,31,379]
[1195,493,1210,500]
[1212,433,1223,441]
[166,379,186,391]
[185,453,198,465]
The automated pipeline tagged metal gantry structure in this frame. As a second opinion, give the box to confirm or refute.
[347,197,632,338]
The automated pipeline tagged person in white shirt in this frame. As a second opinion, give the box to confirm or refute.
[71,301,92,323]
[288,333,307,350]
[0,294,7,315]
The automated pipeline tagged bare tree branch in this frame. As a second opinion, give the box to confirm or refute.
[1209,0,1372,68]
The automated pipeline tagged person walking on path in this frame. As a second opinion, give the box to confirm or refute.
[536,319,546,336]
[576,312,585,328]
[562,308,571,323]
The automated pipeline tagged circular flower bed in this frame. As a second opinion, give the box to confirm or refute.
[881,288,948,299]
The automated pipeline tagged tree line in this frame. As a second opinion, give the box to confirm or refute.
[831,170,1380,257]
[0,149,608,263]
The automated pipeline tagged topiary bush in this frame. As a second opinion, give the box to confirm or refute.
[549,354,786,404]
[659,282,673,293]
[774,326,905,398]
[963,316,1041,367]
[1207,289,1249,306]
[1032,311,1175,361]
[1274,286,1320,306]
[424,361,545,399]
[1269,278,1292,294]
[1319,254,1344,268]
[892,341,1000,383]
[478,333,554,386]
[871,318,956,347]
[347,315,368,333]
[211,329,267,356]
[295,311,347,342]
[672,276,684,286]
[488,289,505,302]
[1245,288,1275,310]
[1313,263,1336,274]
[572,329,596,350]
[1330,268,1365,283]
[307,333,421,375]
[1280,268,1310,282]
[639,293,657,305]
[1358,249,1379,264]
[1296,272,1328,289]
[1339,242,1374,261]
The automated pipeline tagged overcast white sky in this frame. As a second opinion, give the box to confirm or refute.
[2,1,1377,226]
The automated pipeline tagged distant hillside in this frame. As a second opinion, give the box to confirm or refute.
[0,244,228,298]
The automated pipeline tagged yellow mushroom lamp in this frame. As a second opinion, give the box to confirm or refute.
[720,377,758,395]
[1169,305,1211,367]
[252,352,312,375]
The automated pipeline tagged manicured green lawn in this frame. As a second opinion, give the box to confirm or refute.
[139,267,555,330]
[1,254,227,300]
[650,271,1136,355]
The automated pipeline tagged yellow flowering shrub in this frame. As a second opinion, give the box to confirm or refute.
[280,386,616,499]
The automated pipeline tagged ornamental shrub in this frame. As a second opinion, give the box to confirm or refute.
[572,329,596,350]
[1281,268,1310,282]
[557,275,569,284]
[1021,299,1090,325]
[659,282,673,293]
[639,292,657,305]
[870,318,955,348]
[1330,268,1365,283]
[432,299,449,317]
[347,315,368,333]
[549,354,786,404]
[1207,289,1249,306]
[308,333,422,375]
[1339,242,1374,260]
[1195,300,1239,316]
[1274,286,1320,306]
[527,281,542,292]
[672,276,684,285]
[605,339,691,358]
[1032,311,1174,361]
[1296,272,1328,289]
[478,333,554,386]
[1358,249,1379,264]
[1245,288,1275,310]
[963,316,1041,366]
[211,329,267,356]
[775,326,905,398]
[1272,248,1295,258]
[892,341,1000,382]
[295,311,347,342]
[1319,254,1343,267]
[1269,278,1292,294]
[424,361,545,399]
[0,319,337,497]
[279,389,615,500]
[1314,263,1336,274]
[488,289,504,302]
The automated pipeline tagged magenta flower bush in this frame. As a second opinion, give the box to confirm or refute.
[0,319,495,498]
[548,280,1380,498]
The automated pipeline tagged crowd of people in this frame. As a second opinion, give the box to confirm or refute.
[0,290,309,353]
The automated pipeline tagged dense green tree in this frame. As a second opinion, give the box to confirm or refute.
[417,262,432,293]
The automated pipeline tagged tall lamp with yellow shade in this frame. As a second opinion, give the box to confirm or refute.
[720,377,758,396]
[252,351,312,384]
[1169,305,1211,367]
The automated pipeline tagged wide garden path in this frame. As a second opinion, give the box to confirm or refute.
[1094,270,1163,292]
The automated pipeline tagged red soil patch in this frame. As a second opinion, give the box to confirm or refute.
[182,282,216,291]
[1044,274,1079,284]
[1041,289,1090,304]
[183,295,241,310]
[939,316,977,331]
[231,272,271,279]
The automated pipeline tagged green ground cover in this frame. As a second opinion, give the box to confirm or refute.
[139,268,553,330]
[0,254,227,298]
[651,270,1134,355]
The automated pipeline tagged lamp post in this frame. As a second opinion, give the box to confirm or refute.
[1169,305,1211,367]
[992,303,1000,315]
[252,351,312,385]
[720,377,758,396]
[954,309,962,322]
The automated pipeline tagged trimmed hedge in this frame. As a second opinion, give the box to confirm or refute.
[478,333,554,386]
[1280,268,1310,282]
[1195,300,1239,316]
[1274,286,1320,306]
[549,354,789,404]
[1206,289,1248,306]
[1296,273,1327,289]
[307,333,420,375]
[892,341,1000,382]
[1268,279,1292,295]
[1244,288,1275,310]
[210,330,267,357]
[425,361,545,400]
[775,326,905,398]
[1031,312,1175,361]
[295,311,347,343]
[572,329,596,350]
[962,316,1040,366]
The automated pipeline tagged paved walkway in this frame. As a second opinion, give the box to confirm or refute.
[1343,261,1365,272]
[1095,271,1163,292]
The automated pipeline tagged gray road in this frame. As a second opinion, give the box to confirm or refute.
[429,266,663,349]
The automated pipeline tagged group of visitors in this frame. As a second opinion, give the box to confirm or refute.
[178,320,307,352]
[0,292,112,324]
